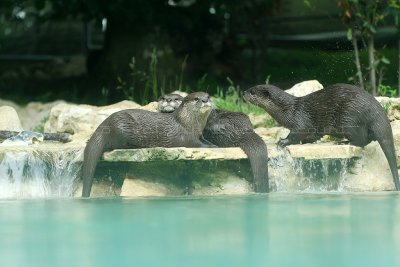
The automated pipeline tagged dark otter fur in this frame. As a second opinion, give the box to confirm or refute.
[158,94,269,192]
[244,83,400,190]
[82,92,214,197]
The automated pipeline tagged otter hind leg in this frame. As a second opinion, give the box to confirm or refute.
[200,136,218,148]
[278,130,320,147]
[345,126,370,147]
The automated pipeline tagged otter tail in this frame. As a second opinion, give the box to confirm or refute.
[238,132,269,192]
[375,125,400,190]
[82,127,109,197]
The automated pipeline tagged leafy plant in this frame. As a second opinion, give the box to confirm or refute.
[378,84,398,98]
[337,0,389,95]
[212,77,271,116]
[110,48,189,105]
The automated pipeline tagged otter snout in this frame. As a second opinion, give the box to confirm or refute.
[243,87,257,103]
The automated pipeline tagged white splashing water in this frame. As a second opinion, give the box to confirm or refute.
[269,148,353,192]
[0,146,83,198]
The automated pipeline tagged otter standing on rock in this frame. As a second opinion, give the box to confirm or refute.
[82,92,214,197]
[244,83,400,190]
[158,93,269,192]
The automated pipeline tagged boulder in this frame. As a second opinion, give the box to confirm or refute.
[376,97,400,122]
[254,126,289,143]
[19,100,65,131]
[0,106,23,131]
[391,120,400,166]
[285,80,323,97]
[0,99,20,111]
[247,113,275,128]
[120,178,181,197]
[341,141,395,191]
[44,100,141,136]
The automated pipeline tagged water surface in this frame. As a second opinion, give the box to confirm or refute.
[0,193,399,267]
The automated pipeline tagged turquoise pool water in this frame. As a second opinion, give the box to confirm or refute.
[0,193,399,267]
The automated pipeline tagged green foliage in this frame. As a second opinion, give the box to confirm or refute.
[212,77,265,115]
[107,48,188,105]
[378,84,398,98]
[379,99,393,115]
[335,0,393,94]
[33,116,49,133]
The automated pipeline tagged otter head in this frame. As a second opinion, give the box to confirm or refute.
[244,84,294,111]
[176,92,212,132]
[158,94,184,113]
[181,92,212,112]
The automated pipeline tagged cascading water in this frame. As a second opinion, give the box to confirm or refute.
[268,147,356,192]
[0,140,392,197]
[0,144,83,198]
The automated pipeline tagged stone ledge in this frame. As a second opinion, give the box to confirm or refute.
[103,147,248,162]
[103,143,364,162]
[0,141,368,162]
[287,143,363,159]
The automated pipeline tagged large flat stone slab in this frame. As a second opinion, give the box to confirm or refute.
[103,147,248,162]
[103,143,363,162]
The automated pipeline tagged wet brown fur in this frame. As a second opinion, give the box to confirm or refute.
[82,92,213,197]
[244,83,400,190]
[159,94,269,192]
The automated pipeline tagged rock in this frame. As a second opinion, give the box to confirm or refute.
[341,141,394,191]
[0,106,23,131]
[376,97,400,122]
[171,91,188,97]
[120,178,180,197]
[141,101,158,112]
[19,100,66,131]
[254,126,289,143]
[74,180,121,197]
[285,80,323,97]
[0,99,20,111]
[44,100,141,136]
[247,113,275,128]
[391,120,400,166]
[103,147,248,162]
[192,175,252,195]
[287,143,363,159]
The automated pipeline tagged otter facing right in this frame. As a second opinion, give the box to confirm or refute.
[82,92,214,197]
[244,83,400,190]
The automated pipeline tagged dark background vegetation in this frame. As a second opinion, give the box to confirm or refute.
[0,0,398,105]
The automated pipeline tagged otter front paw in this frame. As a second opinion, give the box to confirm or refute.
[277,138,291,147]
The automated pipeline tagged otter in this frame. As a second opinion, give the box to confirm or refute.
[82,92,214,197]
[158,93,269,193]
[157,94,183,113]
[244,83,400,190]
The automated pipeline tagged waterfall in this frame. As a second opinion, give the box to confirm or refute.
[0,144,83,198]
[268,147,354,192]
